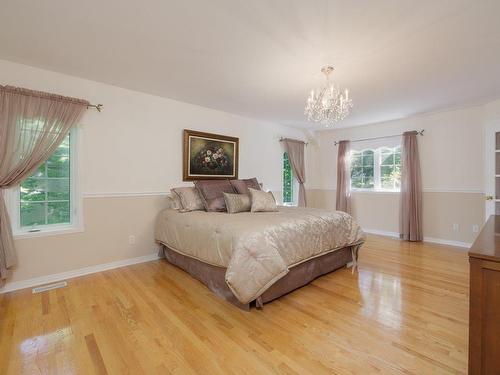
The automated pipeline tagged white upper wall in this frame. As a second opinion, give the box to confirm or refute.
[2,1,500,128]
[0,59,306,194]
[312,100,500,192]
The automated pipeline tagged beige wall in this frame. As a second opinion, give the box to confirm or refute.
[12,196,167,283]
[0,59,306,287]
[308,189,484,244]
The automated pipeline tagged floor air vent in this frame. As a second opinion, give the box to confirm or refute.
[32,281,68,293]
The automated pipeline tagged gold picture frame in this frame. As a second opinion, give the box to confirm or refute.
[183,129,239,181]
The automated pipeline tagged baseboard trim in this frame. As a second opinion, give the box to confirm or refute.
[363,229,400,238]
[422,237,472,249]
[0,253,160,294]
[363,229,472,249]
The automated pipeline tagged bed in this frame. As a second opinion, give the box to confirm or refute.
[155,205,365,310]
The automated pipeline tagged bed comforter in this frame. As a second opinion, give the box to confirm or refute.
[155,206,365,304]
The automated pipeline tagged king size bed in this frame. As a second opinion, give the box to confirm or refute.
[155,198,365,310]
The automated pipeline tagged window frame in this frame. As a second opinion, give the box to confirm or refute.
[350,146,401,193]
[6,127,83,238]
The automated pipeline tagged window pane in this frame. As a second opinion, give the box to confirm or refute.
[47,154,70,178]
[31,164,46,178]
[363,167,374,178]
[351,166,363,178]
[362,151,374,166]
[20,202,46,227]
[47,179,70,201]
[47,201,70,224]
[283,152,293,203]
[380,165,394,177]
[350,154,362,168]
[19,133,72,229]
[362,177,374,189]
[381,177,394,190]
[393,165,401,181]
[351,149,374,189]
[381,165,401,190]
[395,152,401,165]
[20,178,46,202]
[381,152,394,165]
[351,176,363,188]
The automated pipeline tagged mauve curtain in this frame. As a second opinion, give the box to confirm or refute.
[399,131,423,241]
[0,85,89,285]
[282,138,307,207]
[336,140,351,214]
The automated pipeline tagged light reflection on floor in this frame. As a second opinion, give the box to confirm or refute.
[358,269,402,330]
[19,327,76,375]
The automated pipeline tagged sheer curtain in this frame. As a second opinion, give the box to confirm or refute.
[336,140,351,213]
[399,131,423,241]
[282,138,307,207]
[0,85,89,285]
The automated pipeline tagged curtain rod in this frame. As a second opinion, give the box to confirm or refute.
[87,103,103,112]
[279,137,308,146]
[333,129,424,146]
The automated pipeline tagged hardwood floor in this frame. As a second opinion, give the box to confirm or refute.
[0,235,469,374]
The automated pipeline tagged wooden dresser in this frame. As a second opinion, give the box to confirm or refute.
[468,215,500,375]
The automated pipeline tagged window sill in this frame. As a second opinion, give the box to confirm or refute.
[282,202,297,207]
[13,225,84,240]
[351,189,400,195]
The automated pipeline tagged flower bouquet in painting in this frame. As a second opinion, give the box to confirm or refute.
[183,130,239,180]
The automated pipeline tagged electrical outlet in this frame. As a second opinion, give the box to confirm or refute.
[452,223,459,232]
[128,235,136,245]
[472,224,479,233]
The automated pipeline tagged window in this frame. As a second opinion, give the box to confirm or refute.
[351,149,374,189]
[283,152,294,204]
[8,129,81,236]
[350,146,401,191]
[379,147,401,190]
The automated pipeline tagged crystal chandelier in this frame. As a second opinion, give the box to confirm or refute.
[304,66,353,126]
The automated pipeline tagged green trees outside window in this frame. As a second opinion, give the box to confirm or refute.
[20,134,71,228]
[283,152,293,203]
[351,149,375,189]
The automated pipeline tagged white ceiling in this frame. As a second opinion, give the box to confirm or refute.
[1,0,500,128]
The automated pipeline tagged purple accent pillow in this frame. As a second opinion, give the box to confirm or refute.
[194,180,236,212]
[230,178,261,194]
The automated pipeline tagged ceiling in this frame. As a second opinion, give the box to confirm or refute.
[1,0,500,128]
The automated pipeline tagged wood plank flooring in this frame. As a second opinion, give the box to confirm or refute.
[0,235,469,374]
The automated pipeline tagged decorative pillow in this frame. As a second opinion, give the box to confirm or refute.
[171,187,204,212]
[194,180,236,212]
[166,194,181,210]
[230,178,261,194]
[223,192,251,213]
[249,188,278,212]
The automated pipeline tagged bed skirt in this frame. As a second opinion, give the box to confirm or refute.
[158,244,359,311]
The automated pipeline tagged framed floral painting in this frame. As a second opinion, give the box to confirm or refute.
[183,129,239,181]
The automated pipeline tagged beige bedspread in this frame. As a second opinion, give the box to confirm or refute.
[155,206,365,304]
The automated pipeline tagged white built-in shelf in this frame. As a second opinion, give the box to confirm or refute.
[496,175,500,177]
[496,149,500,152]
